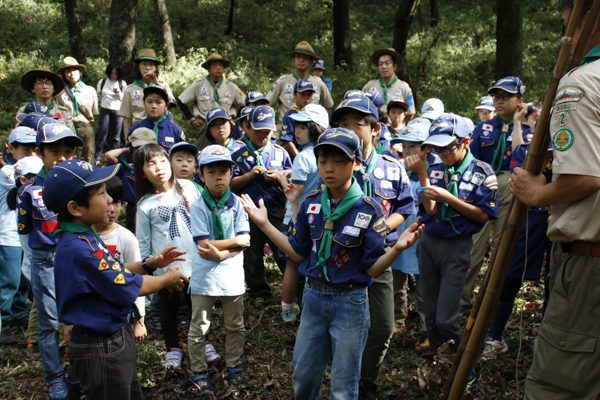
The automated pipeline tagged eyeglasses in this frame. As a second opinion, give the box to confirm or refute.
[432,142,461,156]
[491,93,516,101]
[34,79,54,87]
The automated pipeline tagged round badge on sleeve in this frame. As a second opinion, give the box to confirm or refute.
[553,128,574,151]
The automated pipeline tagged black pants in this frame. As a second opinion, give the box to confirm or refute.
[159,282,191,349]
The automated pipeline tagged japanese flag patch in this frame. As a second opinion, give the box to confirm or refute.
[430,170,443,179]
[33,189,43,199]
[483,124,493,131]
[307,204,321,214]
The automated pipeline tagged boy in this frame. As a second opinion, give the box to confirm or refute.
[169,141,198,180]
[462,77,532,313]
[405,114,498,357]
[188,145,250,393]
[17,123,84,398]
[230,105,292,307]
[420,98,445,122]
[387,95,409,149]
[280,79,315,158]
[475,96,495,123]
[330,95,416,398]
[233,105,254,141]
[310,59,332,93]
[41,159,188,399]
[241,128,423,399]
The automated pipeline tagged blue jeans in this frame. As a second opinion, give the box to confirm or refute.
[0,245,28,324]
[95,108,123,162]
[31,247,63,381]
[292,280,370,400]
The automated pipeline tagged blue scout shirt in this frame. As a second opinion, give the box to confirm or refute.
[419,159,499,238]
[117,156,136,203]
[232,141,292,208]
[470,117,533,172]
[289,190,387,285]
[280,106,303,151]
[127,117,185,153]
[17,172,59,250]
[54,229,143,334]
[190,193,250,296]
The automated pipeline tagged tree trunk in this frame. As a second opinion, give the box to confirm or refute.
[225,0,235,35]
[154,0,176,65]
[430,0,439,27]
[333,0,352,68]
[495,0,523,78]
[64,0,86,64]
[392,0,421,97]
[109,0,139,83]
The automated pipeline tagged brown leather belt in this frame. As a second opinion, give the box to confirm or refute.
[560,241,600,257]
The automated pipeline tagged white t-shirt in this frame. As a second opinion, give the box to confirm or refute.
[97,78,127,111]
[0,165,20,247]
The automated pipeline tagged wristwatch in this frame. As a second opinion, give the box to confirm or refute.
[141,257,154,274]
[190,117,196,122]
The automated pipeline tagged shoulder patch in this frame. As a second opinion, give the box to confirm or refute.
[476,161,495,175]
[372,216,387,233]
[553,128,574,151]
[304,189,320,199]
[554,86,585,105]
[363,196,384,217]
[382,154,402,166]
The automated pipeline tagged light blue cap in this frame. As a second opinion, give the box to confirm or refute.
[399,120,431,143]
[198,144,235,166]
[8,126,37,144]
[289,104,329,129]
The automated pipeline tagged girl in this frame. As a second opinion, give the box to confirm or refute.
[95,63,127,163]
[134,144,200,368]
[200,107,244,153]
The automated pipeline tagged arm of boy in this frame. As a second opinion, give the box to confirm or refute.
[197,239,243,261]
[105,147,130,166]
[366,221,424,277]
[124,246,187,275]
[284,183,303,219]
[138,265,188,296]
[405,154,437,216]
[511,104,528,152]
[230,166,266,191]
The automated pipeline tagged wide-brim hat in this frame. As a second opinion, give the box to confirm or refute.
[56,57,86,75]
[286,41,319,61]
[134,49,162,65]
[21,68,65,93]
[202,52,230,70]
[371,48,404,71]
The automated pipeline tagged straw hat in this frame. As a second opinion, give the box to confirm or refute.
[55,57,86,75]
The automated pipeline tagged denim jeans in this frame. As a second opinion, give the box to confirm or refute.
[31,247,63,381]
[292,280,370,400]
[95,108,123,162]
[0,245,28,324]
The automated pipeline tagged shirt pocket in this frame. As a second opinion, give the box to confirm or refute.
[480,137,496,148]
[132,100,144,108]
[332,233,363,248]
[374,187,396,200]
[199,95,210,101]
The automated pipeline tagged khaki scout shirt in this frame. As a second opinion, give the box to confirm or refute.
[178,77,245,120]
[17,100,74,131]
[56,85,98,124]
[266,74,334,121]
[547,58,600,243]
[362,77,416,115]
[118,81,175,124]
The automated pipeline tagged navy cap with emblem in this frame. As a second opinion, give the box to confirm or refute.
[330,95,379,126]
[314,127,362,162]
[475,96,495,110]
[238,106,254,121]
[294,79,316,93]
[249,105,276,131]
[143,85,169,103]
[245,91,268,106]
[24,101,55,118]
[365,90,385,109]
[422,113,471,147]
[488,76,526,97]
[206,107,231,126]
[17,113,57,132]
[36,123,84,148]
[43,160,120,213]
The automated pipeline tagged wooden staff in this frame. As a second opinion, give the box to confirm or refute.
[569,0,600,68]
[442,1,598,398]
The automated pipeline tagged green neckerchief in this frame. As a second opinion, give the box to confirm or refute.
[48,99,55,110]
[491,116,512,173]
[292,71,305,81]
[37,167,47,180]
[211,137,233,150]
[146,114,167,141]
[376,141,387,155]
[359,150,378,197]
[207,75,223,104]
[378,75,398,102]
[53,221,102,242]
[441,149,475,234]
[310,177,363,281]
[121,157,134,171]
[581,43,600,65]
[406,162,429,178]
[132,79,154,89]
[242,136,269,173]
[193,181,204,194]
[201,187,231,240]
[67,81,86,116]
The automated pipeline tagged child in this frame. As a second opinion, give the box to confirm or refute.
[17,123,84,398]
[169,141,198,181]
[188,145,251,393]
[420,98,445,122]
[204,107,244,154]
[524,101,542,130]
[127,86,184,153]
[387,96,409,139]
[232,93,268,140]
[365,90,392,153]
[475,96,495,123]
[230,105,292,308]
[42,159,188,399]
[241,128,423,399]
[310,60,332,93]
[405,113,498,356]
[135,143,201,367]
[280,79,315,158]
[91,177,148,342]
[233,106,253,141]
[276,104,328,322]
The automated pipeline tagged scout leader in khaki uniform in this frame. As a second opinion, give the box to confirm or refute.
[55,57,98,163]
[118,49,176,137]
[511,2,600,398]
[362,48,416,121]
[265,41,334,124]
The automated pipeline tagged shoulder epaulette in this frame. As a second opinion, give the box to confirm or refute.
[130,120,144,130]
[476,161,495,175]
[77,235,99,252]
[382,154,401,166]
[429,162,443,167]
[167,120,182,129]
[273,144,286,151]
[276,74,291,82]
[363,196,384,218]
[304,189,320,199]
[18,178,35,196]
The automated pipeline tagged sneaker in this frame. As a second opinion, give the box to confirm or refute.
[359,380,388,400]
[177,316,190,329]
[482,337,509,359]
[414,335,430,353]
[150,316,162,332]
[458,305,473,316]
[393,324,407,334]
[46,376,68,400]
[0,326,17,345]
[165,347,183,368]
[251,297,266,309]
[282,303,300,323]
[465,368,480,393]
[191,373,214,393]
[205,342,221,362]
[227,367,249,389]
[27,342,40,357]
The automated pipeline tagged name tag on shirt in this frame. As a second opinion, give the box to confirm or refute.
[380,180,393,189]
[459,182,474,192]
[270,160,282,167]
[165,137,174,142]
[342,226,361,237]
[275,151,284,161]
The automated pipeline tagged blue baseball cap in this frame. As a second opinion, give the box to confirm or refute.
[421,98,444,120]
[475,96,495,110]
[422,113,471,147]
[16,113,57,131]
[206,107,231,127]
[314,128,362,162]
[198,144,235,166]
[245,91,268,106]
[330,96,379,126]
[24,101,55,118]
[294,79,316,93]
[238,106,254,121]
[488,76,526,97]
[143,85,169,102]
[8,126,37,144]
[249,105,276,131]
[36,123,84,148]
[289,104,329,129]
[169,141,198,157]
[13,156,44,179]
[42,160,120,212]
[343,90,366,100]
[397,120,430,143]
[365,90,385,109]
[310,60,326,71]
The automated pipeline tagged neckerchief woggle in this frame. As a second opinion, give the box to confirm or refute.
[441,148,475,234]
[359,150,378,197]
[378,75,398,102]
[67,81,86,116]
[491,116,512,173]
[202,187,231,240]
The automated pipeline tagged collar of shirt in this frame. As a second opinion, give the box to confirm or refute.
[581,43,600,65]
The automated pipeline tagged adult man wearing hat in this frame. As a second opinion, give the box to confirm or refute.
[265,41,334,124]
[177,52,245,130]
[362,48,416,121]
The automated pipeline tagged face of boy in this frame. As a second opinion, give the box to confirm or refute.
[209,119,231,145]
[317,149,361,193]
[64,67,80,85]
[107,200,121,225]
[247,127,271,149]
[402,141,428,164]
[294,124,311,146]
[294,91,314,108]
[8,144,35,161]
[387,107,406,127]
[170,151,196,179]
[31,77,54,101]
[311,69,323,78]
[478,109,495,122]
[142,154,172,188]
[79,184,113,227]
[434,138,470,168]
[526,111,541,128]
[36,142,75,173]
[339,111,378,155]
[145,94,167,120]
[491,90,523,119]
[200,163,232,199]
